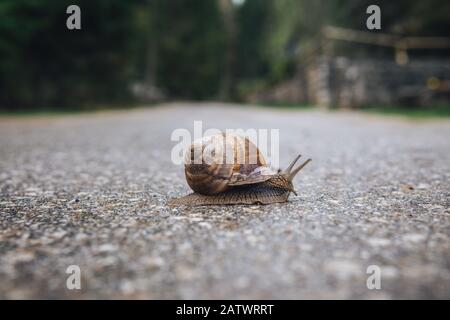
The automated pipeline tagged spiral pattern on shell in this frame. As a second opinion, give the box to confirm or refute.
[184,133,272,195]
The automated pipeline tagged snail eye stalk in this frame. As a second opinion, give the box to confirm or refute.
[288,159,311,181]
[285,154,302,174]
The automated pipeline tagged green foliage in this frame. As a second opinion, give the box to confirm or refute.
[154,0,227,99]
[0,0,227,110]
[235,0,271,81]
[0,0,140,110]
[1,0,449,110]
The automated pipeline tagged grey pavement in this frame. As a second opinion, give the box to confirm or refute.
[0,103,449,299]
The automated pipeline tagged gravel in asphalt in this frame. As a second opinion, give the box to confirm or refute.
[0,103,449,299]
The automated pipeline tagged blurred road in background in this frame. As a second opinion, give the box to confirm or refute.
[0,103,449,299]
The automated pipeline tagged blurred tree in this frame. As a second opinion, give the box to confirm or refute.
[1,0,449,110]
[150,0,227,100]
[218,0,236,101]
[0,0,228,110]
[0,0,140,110]
[234,0,272,87]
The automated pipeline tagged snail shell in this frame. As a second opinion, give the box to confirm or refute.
[184,133,276,195]
[170,132,311,206]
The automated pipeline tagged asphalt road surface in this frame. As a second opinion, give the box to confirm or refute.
[0,103,449,299]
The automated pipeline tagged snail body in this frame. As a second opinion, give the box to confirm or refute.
[171,133,311,206]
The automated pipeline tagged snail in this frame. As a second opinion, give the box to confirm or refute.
[170,132,311,206]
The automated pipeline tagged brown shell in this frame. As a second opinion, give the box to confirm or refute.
[184,133,276,195]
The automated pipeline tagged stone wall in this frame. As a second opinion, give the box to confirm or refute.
[314,57,450,108]
[249,56,450,108]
